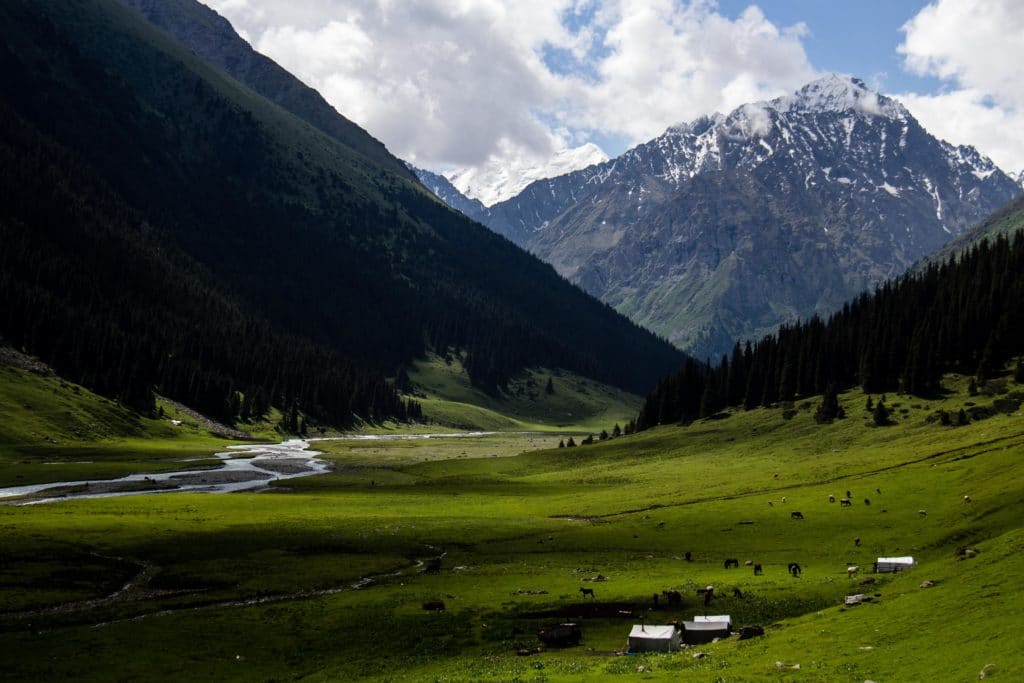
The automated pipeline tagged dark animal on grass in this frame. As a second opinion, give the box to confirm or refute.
[846,490,852,499]
[754,563,763,575]
[768,500,773,506]
[840,498,852,507]
[732,587,744,599]
[854,536,861,547]
[703,585,714,606]
[657,521,665,528]
[537,623,581,647]
[876,488,882,495]
[964,495,972,503]
[662,590,682,607]
[919,509,927,517]
[724,558,740,569]
[864,498,871,506]
[791,511,804,520]
[422,600,446,611]
[738,625,765,640]
[788,562,802,577]
[685,551,693,562]
[828,494,835,503]
[744,559,753,566]
[579,587,595,599]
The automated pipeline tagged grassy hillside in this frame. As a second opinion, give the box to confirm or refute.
[921,193,1024,268]
[1,370,1021,681]
[409,353,641,432]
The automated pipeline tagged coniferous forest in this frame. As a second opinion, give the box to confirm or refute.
[636,231,1024,430]
[0,0,682,427]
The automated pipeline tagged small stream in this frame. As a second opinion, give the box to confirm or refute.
[0,432,499,505]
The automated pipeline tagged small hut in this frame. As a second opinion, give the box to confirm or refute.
[681,620,730,644]
[874,556,915,573]
[693,615,732,631]
[627,624,680,652]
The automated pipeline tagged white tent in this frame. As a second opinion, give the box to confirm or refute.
[628,624,680,653]
[682,620,730,644]
[875,556,915,573]
[693,615,732,631]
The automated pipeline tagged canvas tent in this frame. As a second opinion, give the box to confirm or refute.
[693,615,732,631]
[627,624,680,652]
[874,556,915,573]
[681,620,730,644]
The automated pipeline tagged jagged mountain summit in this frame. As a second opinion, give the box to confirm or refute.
[442,143,609,207]
[424,75,1021,360]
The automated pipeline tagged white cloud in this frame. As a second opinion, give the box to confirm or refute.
[897,0,1024,173]
[205,1,816,172]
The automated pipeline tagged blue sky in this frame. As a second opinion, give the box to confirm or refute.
[210,0,1024,196]
[713,0,942,93]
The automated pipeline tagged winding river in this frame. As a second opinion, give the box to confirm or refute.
[0,432,497,505]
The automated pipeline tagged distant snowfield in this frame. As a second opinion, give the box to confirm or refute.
[444,143,609,206]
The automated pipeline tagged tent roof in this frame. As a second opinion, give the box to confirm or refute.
[877,556,915,564]
[682,621,729,632]
[629,624,676,640]
[693,615,731,623]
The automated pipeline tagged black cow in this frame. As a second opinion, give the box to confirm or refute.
[753,563,763,575]
[791,511,805,520]
[788,562,802,577]
[724,558,740,569]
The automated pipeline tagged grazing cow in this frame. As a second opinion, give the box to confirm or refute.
[964,495,972,503]
[753,563,763,576]
[579,587,595,599]
[733,586,744,599]
[738,625,765,640]
[846,490,852,499]
[919,509,927,517]
[684,551,693,562]
[840,498,852,507]
[876,488,882,495]
[854,537,861,547]
[744,560,753,566]
[724,558,740,569]
[828,494,836,503]
[864,498,871,506]
[791,511,804,520]
[703,585,714,606]
[768,500,773,506]
[788,562,802,577]
[782,496,787,503]
[662,590,682,607]
[847,566,859,578]
[657,521,666,528]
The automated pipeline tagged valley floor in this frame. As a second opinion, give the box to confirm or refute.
[1,376,1022,681]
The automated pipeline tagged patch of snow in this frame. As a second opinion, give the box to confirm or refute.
[879,182,900,197]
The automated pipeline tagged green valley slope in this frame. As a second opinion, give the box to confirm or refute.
[0,0,682,430]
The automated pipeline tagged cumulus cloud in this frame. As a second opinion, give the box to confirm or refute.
[204,0,817,172]
[897,0,1024,173]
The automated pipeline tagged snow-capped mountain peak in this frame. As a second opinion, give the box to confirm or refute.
[771,73,907,119]
[443,143,609,207]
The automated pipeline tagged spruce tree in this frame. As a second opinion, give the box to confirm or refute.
[566,437,576,447]
[814,383,841,423]
[612,423,622,438]
[545,376,555,395]
[872,399,891,426]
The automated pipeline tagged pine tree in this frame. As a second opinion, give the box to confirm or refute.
[872,399,891,426]
[558,439,565,448]
[566,437,576,447]
[814,383,842,423]
[581,434,594,445]
[865,395,873,411]
[599,429,609,441]
[545,376,555,395]
[612,423,622,438]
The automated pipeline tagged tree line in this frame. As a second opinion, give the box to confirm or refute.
[636,229,1024,430]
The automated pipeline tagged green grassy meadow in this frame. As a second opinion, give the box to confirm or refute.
[1,367,1022,681]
